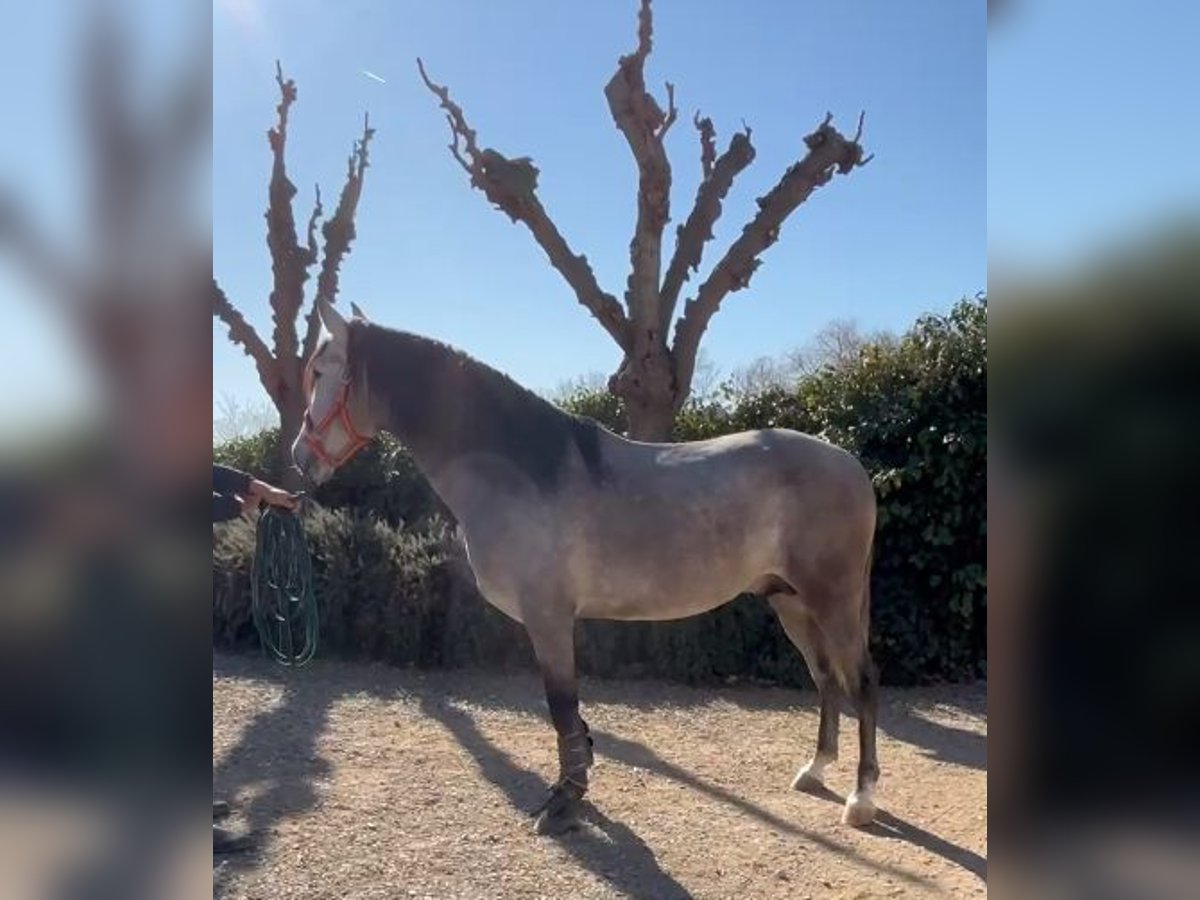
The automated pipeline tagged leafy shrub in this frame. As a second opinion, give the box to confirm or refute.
[558,385,628,435]
[215,509,528,667]
[213,428,283,483]
[214,296,986,685]
[214,430,443,529]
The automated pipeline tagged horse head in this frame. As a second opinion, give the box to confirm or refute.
[292,299,376,485]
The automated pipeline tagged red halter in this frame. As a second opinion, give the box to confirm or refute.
[302,378,372,470]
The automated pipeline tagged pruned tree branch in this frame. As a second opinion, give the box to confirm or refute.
[604,0,674,329]
[302,113,375,361]
[694,112,716,179]
[417,59,631,351]
[304,183,322,267]
[417,58,479,174]
[659,120,756,333]
[658,82,678,138]
[212,278,280,402]
[672,113,870,399]
[320,112,373,302]
[299,183,325,362]
[853,110,875,165]
[265,60,309,363]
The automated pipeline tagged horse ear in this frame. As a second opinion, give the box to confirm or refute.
[318,298,349,345]
[350,301,369,321]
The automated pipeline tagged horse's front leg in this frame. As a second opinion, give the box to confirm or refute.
[527,615,592,835]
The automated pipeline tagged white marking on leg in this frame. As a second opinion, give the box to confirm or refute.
[803,751,834,781]
[791,751,834,789]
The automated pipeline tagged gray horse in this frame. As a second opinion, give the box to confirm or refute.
[293,299,880,834]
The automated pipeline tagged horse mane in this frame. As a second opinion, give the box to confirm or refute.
[349,321,606,491]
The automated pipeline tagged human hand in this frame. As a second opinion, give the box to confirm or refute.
[244,479,299,512]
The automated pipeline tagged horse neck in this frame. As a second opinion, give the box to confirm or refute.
[354,323,587,510]
[357,325,456,471]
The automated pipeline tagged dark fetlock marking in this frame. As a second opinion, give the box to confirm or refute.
[858,761,881,792]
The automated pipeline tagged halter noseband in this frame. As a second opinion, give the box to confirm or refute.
[302,378,371,470]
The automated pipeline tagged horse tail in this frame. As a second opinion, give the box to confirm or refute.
[830,543,875,697]
[860,543,874,649]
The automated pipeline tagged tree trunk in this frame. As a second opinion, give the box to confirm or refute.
[624,396,676,442]
[610,340,678,442]
[276,356,306,491]
[277,399,306,491]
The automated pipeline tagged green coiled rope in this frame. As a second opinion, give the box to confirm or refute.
[251,506,319,667]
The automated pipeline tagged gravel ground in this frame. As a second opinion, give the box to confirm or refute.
[214,654,986,899]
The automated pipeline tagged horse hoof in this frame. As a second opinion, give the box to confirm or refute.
[791,756,832,793]
[534,803,582,835]
[791,770,825,793]
[841,793,877,828]
[533,783,585,835]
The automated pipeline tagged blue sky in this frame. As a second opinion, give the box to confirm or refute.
[212,0,986,417]
[5,3,1197,430]
[988,0,1200,273]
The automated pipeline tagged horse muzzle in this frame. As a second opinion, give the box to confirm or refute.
[291,437,334,487]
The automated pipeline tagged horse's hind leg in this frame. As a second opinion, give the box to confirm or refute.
[767,594,842,792]
[771,580,880,827]
[843,647,880,827]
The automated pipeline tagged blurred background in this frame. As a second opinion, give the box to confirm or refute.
[0,0,211,896]
[989,1,1200,898]
[1,0,1198,897]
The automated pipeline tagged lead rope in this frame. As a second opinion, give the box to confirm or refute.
[251,505,319,667]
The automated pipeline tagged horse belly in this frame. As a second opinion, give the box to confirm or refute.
[575,580,746,621]
[570,524,775,621]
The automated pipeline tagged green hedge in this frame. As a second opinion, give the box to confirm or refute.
[214,429,444,529]
[214,297,986,685]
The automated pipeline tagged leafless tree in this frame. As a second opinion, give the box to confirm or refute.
[548,371,612,403]
[725,318,896,397]
[212,62,374,485]
[785,317,899,377]
[726,354,798,398]
[417,0,870,439]
[213,392,279,444]
[688,349,721,401]
[552,349,719,408]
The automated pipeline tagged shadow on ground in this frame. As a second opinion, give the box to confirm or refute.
[416,693,694,900]
[213,653,985,895]
[593,728,936,889]
[213,662,338,897]
[868,811,988,882]
[877,684,987,771]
